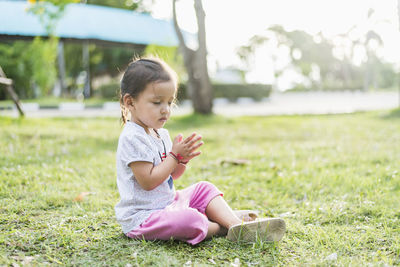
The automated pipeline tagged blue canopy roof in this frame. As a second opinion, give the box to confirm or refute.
[0,0,194,47]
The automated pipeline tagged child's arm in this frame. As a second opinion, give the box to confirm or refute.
[171,163,186,180]
[129,156,178,190]
[130,133,203,190]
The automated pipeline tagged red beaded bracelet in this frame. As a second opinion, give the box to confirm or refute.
[180,159,189,165]
[169,152,184,163]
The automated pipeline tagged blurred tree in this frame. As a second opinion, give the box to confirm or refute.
[28,0,74,33]
[86,0,153,12]
[337,8,395,92]
[238,24,396,91]
[144,44,185,80]
[0,0,72,99]
[63,0,152,97]
[238,26,339,90]
[0,41,55,97]
[62,43,142,96]
[0,0,78,99]
[29,37,59,96]
[0,41,35,98]
[237,35,276,87]
[269,26,338,90]
[376,61,397,89]
[361,9,384,91]
[0,0,151,100]
[172,0,213,114]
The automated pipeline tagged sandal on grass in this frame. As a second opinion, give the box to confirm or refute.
[227,218,286,243]
[233,210,259,221]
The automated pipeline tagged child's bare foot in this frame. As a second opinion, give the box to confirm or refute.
[234,210,259,222]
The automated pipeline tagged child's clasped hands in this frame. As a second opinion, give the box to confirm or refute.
[171,133,203,164]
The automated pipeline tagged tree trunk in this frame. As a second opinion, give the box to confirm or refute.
[172,0,213,114]
[83,41,91,98]
[363,50,371,91]
[57,41,67,96]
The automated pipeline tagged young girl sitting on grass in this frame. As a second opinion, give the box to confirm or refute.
[115,57,286,245]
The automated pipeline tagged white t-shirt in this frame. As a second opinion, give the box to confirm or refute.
[115,121,175,234]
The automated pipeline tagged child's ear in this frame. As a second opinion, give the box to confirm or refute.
[123,94,135,108]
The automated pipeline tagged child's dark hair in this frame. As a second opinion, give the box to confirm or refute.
[119,57,177,124]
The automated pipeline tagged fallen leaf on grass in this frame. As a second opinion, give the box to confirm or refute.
[269,162,277,169]
[11,255,36,265]
[220,159,250,166]
[231,258,240,267]
[73,192,96,202]
[325,252,338,261]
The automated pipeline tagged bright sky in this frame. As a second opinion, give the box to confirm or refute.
[151,0,400,84]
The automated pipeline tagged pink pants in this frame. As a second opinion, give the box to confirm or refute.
[126,181,223,245]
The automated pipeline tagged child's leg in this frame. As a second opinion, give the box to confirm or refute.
[177,181,242,235]
[206,221,227,239]
[127,208,209,245]
[205,195,242,230]
[206,196,286,242]
[177,181,286,242]
[173,181,251,239]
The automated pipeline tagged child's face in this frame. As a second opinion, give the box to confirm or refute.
[129,81,176,132]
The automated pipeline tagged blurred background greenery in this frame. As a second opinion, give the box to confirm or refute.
[0,0,398,103]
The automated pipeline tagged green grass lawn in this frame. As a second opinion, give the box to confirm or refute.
[1,111,399,266]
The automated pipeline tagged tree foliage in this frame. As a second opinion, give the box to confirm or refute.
[28,0,77,34]
[86,0,153,12]
[0,0,151,100]
[144,44,185,80]
[0,38,58,98]
[238,23,396,91]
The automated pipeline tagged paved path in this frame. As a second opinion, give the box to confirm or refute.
[211,91,399,116]
[0,91,398,118]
